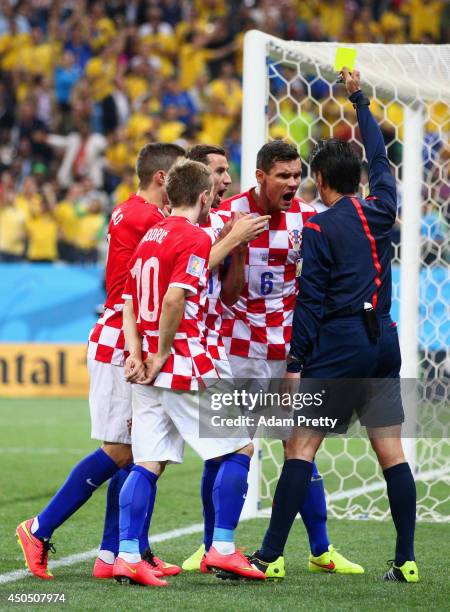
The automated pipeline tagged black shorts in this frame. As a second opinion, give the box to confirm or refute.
[297,315,404,434]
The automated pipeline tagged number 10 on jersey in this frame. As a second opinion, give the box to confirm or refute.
[130,257,160,323]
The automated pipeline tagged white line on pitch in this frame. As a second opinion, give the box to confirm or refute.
[0,523,204,585]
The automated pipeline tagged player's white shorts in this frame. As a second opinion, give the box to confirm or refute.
[213,357,233,379]
[228,354,291,439]
[228,354,286,391]
[87,359,131,444]
[131,383,250,464]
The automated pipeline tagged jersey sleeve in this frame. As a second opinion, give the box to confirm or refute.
[169,232,212,295]
[122,271,133,301]
[122,250,138,300]
[350,90,397,222]
[290,220,332,366]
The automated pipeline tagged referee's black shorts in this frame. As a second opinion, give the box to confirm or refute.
[297,314,404,434]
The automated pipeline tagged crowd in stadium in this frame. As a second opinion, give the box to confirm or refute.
[0,0,448,263]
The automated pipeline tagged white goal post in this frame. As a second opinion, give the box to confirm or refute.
[240,31,450,521]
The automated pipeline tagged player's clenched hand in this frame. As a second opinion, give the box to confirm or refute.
[341,67,361,95]
[279,371,301,412]
[124,355,146,383]
[229,213,271,244]
[140,352,170,385]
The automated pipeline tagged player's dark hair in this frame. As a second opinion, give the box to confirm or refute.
[136,143,186,189]
[187,144,226,165]
[166,160,212,208]
[310,139,361,194]
[256,140,300,173]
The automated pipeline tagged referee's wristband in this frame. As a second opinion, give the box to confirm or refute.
[349,89,370,109]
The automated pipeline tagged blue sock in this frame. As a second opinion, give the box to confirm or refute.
[119,466,157,549]
[260,459,313,561]
[99,464,133,555]
[201,459,222,550]
[212,453,250,543]
[299,461,330,557]
[383,462,416,565]
[139,478,158,554]
[35,448,118,539]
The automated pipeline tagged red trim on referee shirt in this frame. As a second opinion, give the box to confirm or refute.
[303,221,321,232]
[350,196,382,308]
[366,196,378,201]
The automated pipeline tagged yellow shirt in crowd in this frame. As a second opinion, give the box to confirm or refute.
[75,214,105,250]
[125,75,149,102]
[209,79,242,116]
[26,214,58,261]
[319,1,346,39]
[85,56,116,101]
[114,183,136,206]
[126,112,153,139]
[14,193,41,220]
[54,201,80,244]
[158,120,185,142]
[179,44,214,90]
[0,206,26,256]
[402,0,444,41]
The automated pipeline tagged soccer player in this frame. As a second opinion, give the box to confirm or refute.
[113,160,265,586]
[255,69,419,583]
[16,143,185,580]
[180,145,269,572]
[214,140,362,579]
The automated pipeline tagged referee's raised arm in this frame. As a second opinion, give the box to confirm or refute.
[342,68,397,219]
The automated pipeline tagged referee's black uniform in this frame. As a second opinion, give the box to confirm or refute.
[289,89,403,430]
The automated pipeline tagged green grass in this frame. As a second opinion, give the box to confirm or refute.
[0,399,448,611]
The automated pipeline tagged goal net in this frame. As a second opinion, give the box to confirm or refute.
[241,32,450,522]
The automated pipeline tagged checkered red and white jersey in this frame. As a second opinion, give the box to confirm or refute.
[122,215,217,391]
[87,194,165,366]
[218,189,316,360]
[198,211,228,362]
[87,308,125,364]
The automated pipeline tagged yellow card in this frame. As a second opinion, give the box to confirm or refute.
[334,47,357,72]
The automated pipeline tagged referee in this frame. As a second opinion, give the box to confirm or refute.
[253,69,418,583]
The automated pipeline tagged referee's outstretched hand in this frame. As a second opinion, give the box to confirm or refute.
[341,67,361,96]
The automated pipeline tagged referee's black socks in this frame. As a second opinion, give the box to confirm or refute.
[259,459,313,562]
[383,462,416,565]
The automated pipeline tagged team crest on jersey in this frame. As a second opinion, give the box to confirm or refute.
[187,254,206,277]
[288,229,301,251]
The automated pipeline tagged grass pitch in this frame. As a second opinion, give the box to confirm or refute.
[0,399,448,611]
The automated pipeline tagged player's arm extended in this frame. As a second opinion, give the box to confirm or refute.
[123,298,145,382]
[209,214,270,269]
[142,287,186,384]
[220,247,246,306]
[343,68,397,219]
